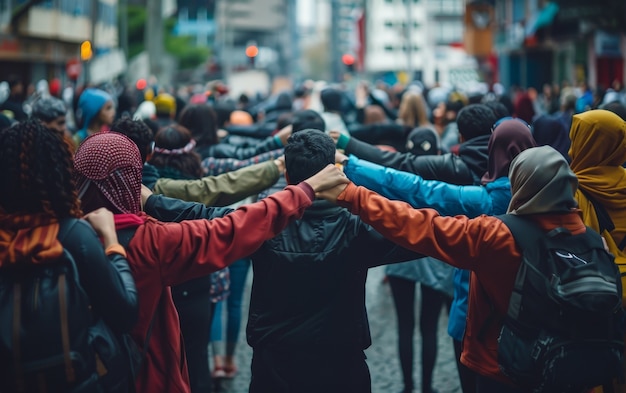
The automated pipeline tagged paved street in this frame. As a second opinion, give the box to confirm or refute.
[213,266,462,393]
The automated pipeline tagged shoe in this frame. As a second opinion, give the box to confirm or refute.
[223,364,238,379]
[211,367,226,379]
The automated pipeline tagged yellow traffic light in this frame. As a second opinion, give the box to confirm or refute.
[80,41,93,61]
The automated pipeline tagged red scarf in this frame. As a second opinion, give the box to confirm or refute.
[114,212,148,231]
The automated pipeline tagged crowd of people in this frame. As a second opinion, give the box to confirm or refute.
[1,71,626,393]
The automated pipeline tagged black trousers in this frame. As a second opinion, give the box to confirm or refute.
[249,347,371,393]
[173,287,217,393]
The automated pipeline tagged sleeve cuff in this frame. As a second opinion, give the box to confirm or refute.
[336,133,350,150]
[273,135,284,147]
[105,244,127,258]
[296,182,316,201]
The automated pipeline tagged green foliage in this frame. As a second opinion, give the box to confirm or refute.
[124,5,147,58]
[121,7,211,68]
[163,17,211,70]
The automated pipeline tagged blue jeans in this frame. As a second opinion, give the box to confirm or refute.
[211,258,251,355]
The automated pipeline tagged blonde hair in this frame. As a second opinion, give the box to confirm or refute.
[398,91,430,128]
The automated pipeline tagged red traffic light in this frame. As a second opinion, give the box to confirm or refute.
[342,54,355,66]
[245,45,259,58]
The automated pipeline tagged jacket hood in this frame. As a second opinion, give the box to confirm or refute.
[457,134,490,184]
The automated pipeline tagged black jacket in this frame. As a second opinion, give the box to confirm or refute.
[143,196,418,354]
[344,134,491,185]
[60,218,138,334]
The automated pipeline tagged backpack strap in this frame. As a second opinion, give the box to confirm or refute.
[580,190,626,251]
[496,214,551,321]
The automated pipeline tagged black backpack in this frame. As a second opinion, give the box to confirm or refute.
[0,219,101,392]
[497,214,625,393]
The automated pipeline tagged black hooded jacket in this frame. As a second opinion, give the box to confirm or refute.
[344,134,490,185]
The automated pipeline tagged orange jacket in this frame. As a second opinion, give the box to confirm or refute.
[337,183,586,383]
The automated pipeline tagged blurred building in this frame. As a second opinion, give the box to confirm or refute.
[492,0,626,89]
[214,0,293,79]
[0,0,120,84]
[363,0,475,87]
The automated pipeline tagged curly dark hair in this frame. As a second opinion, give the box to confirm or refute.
[149,125,203,179]
[178,104,219,147]
[0,120,81,217]
[111,117,155,163]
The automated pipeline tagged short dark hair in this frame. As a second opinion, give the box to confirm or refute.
[456,104,497,141]
[484,101,510,120]
[111,117,155,163]
[292,110,325,133]
[320,88,343,113]
[284,129,335,184]
[600,101,626,121]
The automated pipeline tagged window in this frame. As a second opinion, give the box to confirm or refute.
[384,45,394,52]
[384,20,393,27]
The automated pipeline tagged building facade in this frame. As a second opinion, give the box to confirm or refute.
[364,0,475,87]
[0,0,119,85]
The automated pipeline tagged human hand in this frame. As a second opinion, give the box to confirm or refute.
[303,164,350,195]
[329,130,341,144]
[83,207,118,247]
[335,150,348,164]
[274,155,285,173]
[276,124,292,146]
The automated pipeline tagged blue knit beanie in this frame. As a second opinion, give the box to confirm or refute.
[77,88,112,135]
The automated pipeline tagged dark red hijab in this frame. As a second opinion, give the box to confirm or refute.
[481,119,537,184]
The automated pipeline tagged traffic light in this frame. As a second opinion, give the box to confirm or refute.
[80,41,93,61]
[342,53,355,73]
[245,42,259,67]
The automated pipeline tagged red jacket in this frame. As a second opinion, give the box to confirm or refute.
[337,183,586,384]
[126,184,314,393]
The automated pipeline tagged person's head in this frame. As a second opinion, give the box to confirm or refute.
[363,105,387,125]
[0,120,81,218]
[133,100,157,121]
[531,114,571,161]
[153,93,176,119]
[507,146,578,215]
[560,93,577,112]
[149,125,202,179]
[31,96,68,135]
[178,104,219,146]
[456,104,497,142]
[405,127,441,156]
[74,132,143,214]
[229,110,254,126]
[110,117,155,163]
[276,112,294,131]
[484,101,510,120]
[569,109,626,173]
[398,91,429,128]
[7,75,23,98]
[320,88,343,113]
[600,101,626,121]
[77,88,115,132]
[291,109,325,133]
[284,129,335,184]
[482,118,536,184]
[514,92,535,124]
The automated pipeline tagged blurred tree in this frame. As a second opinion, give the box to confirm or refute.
[124,7,210,70]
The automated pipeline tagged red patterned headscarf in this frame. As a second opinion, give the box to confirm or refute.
[74,132,143,214]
